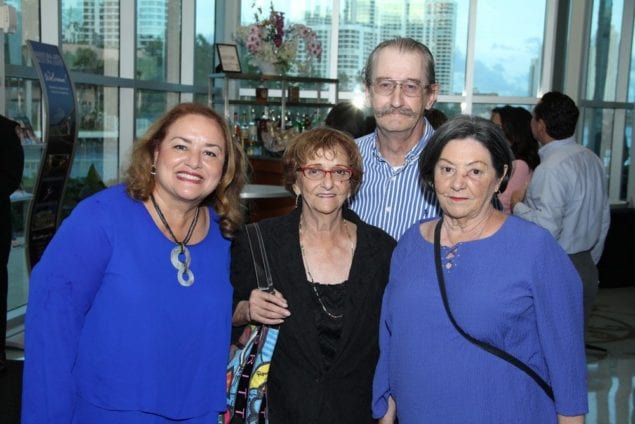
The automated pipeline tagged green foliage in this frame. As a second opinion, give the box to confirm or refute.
[62,164,107,219]
[73,48,104,73]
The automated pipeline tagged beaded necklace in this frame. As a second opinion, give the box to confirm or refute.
[299,219,354,320]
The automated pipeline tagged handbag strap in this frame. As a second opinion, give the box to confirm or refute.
[245,222,274,292]
[433,218,555,401]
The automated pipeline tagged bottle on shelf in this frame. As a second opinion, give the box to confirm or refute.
[311,110,321,129]
[303,113,312,131]
[240,111,251,154]
[295,112,304,133]
[232,111,242,147]
[285,111,293,130]
[248,108,258,144]
[257,107,272,155]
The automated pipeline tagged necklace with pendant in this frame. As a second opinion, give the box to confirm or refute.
[299,218,354,320]
[150,194,200,287]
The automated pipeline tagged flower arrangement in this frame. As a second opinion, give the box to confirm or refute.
[234,3,322,74]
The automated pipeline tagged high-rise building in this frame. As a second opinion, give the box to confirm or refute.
[309,0,458,93]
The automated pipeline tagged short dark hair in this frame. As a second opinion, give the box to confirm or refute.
[419,115,514,194]
[324,101,375,138]
[425,108,448,130]
[362,37,436,88]
[533,91,579,140]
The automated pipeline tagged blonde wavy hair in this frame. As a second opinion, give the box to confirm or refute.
[125,102,247,237]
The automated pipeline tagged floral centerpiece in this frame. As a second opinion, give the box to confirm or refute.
[234,2,322,75]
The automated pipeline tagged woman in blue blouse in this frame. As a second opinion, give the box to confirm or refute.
[22,103,247,423]
[373,116,587,424]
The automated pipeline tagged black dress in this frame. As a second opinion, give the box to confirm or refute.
[231,206,396,423]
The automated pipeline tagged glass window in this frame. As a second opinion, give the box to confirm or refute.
[420,0,468,96]
[240,1,469,96]
[61,0,120,76]
[434,102,462,120]
[337,0,470,96]
[64,84,119,213]
[629,30,635,103]
[579,0,632,202]
[195,0,215,86]
[136,0,182,82]
[585,0,624,102]
[621,109,632,199]
[135,90,180,137]
[580,107,615,163]
[473,0,546,97]
[6,77,43,312]
[4,0,40,66]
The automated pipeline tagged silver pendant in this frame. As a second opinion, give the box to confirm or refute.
[170,244,195,287]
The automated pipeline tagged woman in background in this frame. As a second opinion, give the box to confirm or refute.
[491,105,540,213]
[22,103,247,423]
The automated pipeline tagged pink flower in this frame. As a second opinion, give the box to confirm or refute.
[234,4,322,71]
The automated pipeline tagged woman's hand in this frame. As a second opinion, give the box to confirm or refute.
[378,396,396,424]
[557,415,584,424]
[246,289,290,325]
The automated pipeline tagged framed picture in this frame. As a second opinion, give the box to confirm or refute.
[215,43,242,73]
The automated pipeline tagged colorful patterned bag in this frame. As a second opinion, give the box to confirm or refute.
[224,223,278,424]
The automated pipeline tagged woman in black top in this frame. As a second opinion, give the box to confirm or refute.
[231,127,396,423]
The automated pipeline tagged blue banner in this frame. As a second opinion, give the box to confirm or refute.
[25,40,78,271]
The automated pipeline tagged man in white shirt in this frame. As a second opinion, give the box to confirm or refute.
[512,91,610,332]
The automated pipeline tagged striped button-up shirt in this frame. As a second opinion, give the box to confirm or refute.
[350,121,440,240]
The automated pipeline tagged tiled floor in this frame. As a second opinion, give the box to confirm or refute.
[585,286,635,424]
[2,287,634,423]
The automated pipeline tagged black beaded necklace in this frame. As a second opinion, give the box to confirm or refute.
[150,194,200,287]
[299,219,353,319]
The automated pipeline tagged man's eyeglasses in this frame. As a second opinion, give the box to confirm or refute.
[297,166,353,181]
[371,79,431,97]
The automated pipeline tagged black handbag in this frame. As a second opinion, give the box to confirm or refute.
[433,218,554,401]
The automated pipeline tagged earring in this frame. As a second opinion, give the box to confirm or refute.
[295,193,301,208]
[150,164,156,175]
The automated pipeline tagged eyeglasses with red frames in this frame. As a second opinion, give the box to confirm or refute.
[297,166,354,181]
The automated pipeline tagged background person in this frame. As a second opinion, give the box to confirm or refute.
[512,91,610,333]
[373,116,587,424]
[424,107,448,130]
[490,105,540,213]
[231,127,396,423]
[350,37,440,240]
[324,100,376,138]
[0,115,24,372]
[22,103,247,423]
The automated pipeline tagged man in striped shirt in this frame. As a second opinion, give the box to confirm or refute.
[350,37,441,240]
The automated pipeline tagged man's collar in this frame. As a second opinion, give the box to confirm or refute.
[372,117,433,162]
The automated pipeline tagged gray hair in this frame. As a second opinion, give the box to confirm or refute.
[362,37,436,87]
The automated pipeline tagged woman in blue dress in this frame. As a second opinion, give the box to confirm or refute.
[22,103,247,423]
[372,116,587,424]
